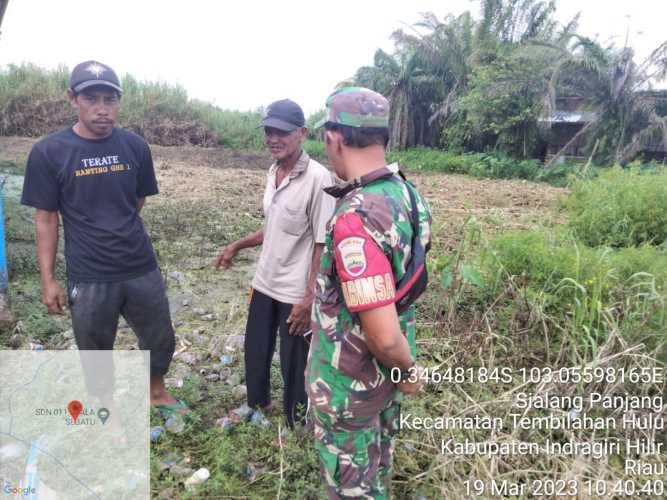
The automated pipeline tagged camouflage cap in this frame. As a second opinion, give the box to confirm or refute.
[315,87,389,129]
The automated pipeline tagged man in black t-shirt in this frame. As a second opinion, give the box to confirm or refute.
[21,60,186,415]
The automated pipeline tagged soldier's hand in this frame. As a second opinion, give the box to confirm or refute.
[215,244,238,270]
[397,365,424,395]
[42,279,66,315]
[286,301,312,336]
[397,377,423,395]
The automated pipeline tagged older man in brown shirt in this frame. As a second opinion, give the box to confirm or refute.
[216,99,335,426]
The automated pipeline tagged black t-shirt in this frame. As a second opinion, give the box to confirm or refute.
[21,127,159,282]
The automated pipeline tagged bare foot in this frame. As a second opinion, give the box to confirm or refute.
[150,374,180,407]
[150,394,179,407]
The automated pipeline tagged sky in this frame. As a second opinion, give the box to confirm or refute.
[1,0,665,116]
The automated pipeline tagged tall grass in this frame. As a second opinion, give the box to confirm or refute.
[479,230,666,359]
[0,63,70,104]
[565,166,667,247]
[0,63,264,148]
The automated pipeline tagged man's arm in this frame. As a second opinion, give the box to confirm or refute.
[137,197,146,212]
[215,229,264,269]
[359,305,422,394]
[35,209,66,314]
[358,305,412,369]
[331,211,422,394]
[286,242,323,335]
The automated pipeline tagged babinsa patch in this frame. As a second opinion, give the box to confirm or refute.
[337,237,366,277]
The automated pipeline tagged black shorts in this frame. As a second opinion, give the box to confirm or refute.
[68,268,175,376]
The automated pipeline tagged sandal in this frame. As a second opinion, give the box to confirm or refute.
[154,399,191,418]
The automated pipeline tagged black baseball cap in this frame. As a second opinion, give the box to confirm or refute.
[261,99,305,132]
[69,60,123,94]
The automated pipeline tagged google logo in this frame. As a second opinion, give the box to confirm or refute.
[2,482,36,497]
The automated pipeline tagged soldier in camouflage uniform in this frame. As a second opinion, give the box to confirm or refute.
[307,87,432,499]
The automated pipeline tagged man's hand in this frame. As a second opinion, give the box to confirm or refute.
[286,301,312,336]
[42,279,66,314]
[396,365,424,395]
[215,244,238,270]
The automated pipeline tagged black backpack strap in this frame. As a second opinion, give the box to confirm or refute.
[391,170,420,250]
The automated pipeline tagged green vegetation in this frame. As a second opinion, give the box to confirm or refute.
[350,0,667,164]
[386,147,591,186]
[2,135,665,499]
[305,143,595,187]
[565,166,667,247]
[436,167,667,365]
[0,63,264,149]
[1,177,68,344]
[302,139,326,162]
[480,230,666,357]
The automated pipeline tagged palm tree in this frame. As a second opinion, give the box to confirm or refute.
[355,47,443,149]
[353,1,578,151]
[543,37,667,166]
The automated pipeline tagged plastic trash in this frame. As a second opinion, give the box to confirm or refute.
[219,354,233,366]
[169,465,194,478]
[150,426,165,443]
[164,415,185,434]
[232,384,247,399]
[184,468,210,490]
[250,410,271,428]
[231,403,253,420]
[159,452,184,472]
[165,377,184,388]
[216,416,235,431]
[227,373,242,386]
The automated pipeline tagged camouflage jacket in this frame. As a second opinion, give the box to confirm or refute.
[306,164,432,419]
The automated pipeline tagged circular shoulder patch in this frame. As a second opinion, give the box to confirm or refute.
[337,236,367,277]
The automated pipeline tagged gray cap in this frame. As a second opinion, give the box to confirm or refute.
[69,60,122,94]
[261,99,305,132]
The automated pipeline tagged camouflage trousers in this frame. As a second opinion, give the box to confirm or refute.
[313,397,402,499]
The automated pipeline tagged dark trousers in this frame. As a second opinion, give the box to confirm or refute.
[68,268,175,387]
[244,288,309,426]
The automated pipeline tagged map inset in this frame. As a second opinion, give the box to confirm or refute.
[0,350,150,499]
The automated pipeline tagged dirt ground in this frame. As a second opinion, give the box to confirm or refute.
[0,133,567,292]
[150,142,567,233]
[1,134,566,240]
[1,135,565,203]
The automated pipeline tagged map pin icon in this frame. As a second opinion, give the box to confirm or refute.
[67,400,83,423]
[97,407,110,425]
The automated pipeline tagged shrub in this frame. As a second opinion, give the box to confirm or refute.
[565,167,667,247]
[382,147,587,186]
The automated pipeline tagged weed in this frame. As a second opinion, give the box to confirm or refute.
[479,230,667,360]
[565,166,667,247]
